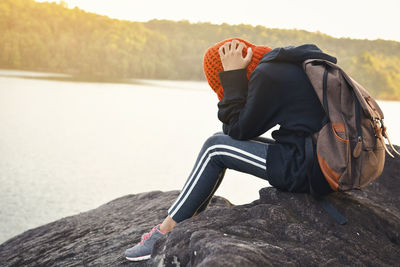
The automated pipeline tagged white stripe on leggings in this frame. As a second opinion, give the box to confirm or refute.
[168,146,266,217]
[168,144,265,214]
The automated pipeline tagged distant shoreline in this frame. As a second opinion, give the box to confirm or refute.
[1,68,399,102]
[0,68,206,86]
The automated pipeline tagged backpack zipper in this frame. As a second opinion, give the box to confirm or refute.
[354,96,362,140]
[352,89,363,158]
[322,67,330,125]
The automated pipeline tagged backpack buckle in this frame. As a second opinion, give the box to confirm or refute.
[373,119,382,138]
[380,119,400,157]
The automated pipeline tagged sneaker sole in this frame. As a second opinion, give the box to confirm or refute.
[125,254,151,261]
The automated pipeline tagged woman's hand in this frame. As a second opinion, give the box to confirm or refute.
[219,40,253,71]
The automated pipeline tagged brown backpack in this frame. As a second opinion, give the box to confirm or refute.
[303,59,399,192]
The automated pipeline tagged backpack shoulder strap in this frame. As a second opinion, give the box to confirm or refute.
[304,136,348,225]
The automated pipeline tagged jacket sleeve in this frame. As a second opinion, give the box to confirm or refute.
[217,65,282,140]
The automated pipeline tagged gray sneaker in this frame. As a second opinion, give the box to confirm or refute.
[124,224,165,261]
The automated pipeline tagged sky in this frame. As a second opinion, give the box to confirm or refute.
[36,0,400,42]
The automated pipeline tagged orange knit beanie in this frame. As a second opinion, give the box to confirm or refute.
[203,38,272,100]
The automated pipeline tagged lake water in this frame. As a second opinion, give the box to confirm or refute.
[0,70,399,244]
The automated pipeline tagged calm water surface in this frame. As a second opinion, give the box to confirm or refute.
[0,70,399,244]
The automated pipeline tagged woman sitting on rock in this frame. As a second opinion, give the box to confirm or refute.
[124,38,336,261]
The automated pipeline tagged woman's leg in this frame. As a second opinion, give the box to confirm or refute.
[125,133,273,261]
[160,168,226,233]
[165,132,271,227]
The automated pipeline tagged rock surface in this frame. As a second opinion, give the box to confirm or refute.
[1,149,399,266]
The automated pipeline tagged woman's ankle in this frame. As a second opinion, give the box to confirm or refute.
[159,215,177,233]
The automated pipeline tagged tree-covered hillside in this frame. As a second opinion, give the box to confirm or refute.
[1,0,400,100]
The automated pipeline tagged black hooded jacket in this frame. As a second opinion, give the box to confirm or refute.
[218,44,335,194]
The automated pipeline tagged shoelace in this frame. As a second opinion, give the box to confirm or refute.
[140,224,161,244]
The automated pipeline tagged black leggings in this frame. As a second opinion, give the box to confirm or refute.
[168,132,273,223]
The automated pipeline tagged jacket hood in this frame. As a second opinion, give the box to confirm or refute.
[260,44,337,64]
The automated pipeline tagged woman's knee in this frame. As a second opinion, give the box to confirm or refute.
[202,132,229,150]
[212,131,225,137]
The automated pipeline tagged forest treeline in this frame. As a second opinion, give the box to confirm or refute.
[1,0,400,100]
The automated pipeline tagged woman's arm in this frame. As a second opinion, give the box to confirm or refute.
[218,66,281,140]
[216,40,282,140]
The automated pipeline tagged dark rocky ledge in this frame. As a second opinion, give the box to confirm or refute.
[1,149,399,266]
